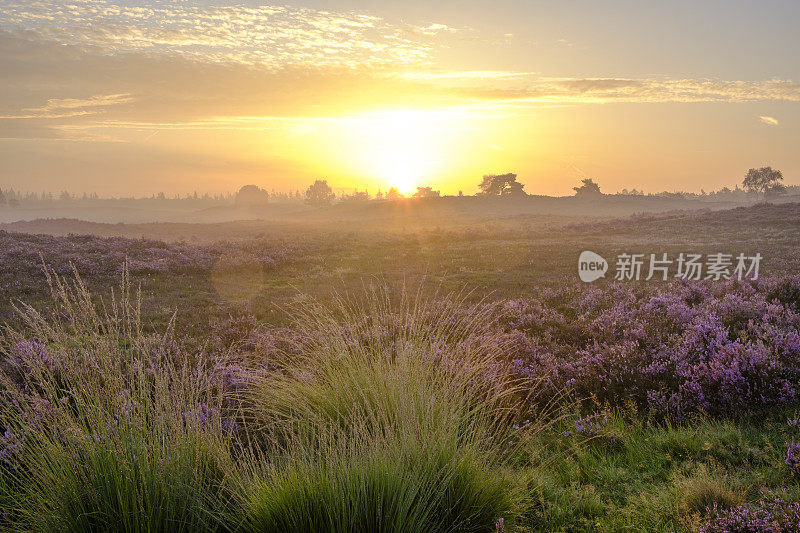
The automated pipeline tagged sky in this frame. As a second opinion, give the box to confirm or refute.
[0,0,798,196]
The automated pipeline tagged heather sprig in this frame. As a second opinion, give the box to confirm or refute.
[702,492,800,533]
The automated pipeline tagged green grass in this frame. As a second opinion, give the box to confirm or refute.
[2,271,799,531]
[525,410,799,531]
[236,290,529,532]
[238,424,518,533]
[0,269,235,532]
[3,214,800,533]
[0,275,532,532]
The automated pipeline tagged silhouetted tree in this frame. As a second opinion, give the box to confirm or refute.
[341,189,371,202]
[766,182,787,198]
[386,187,404,200]
[305,179,335,206]
[743,167,784,197]
[573,178,602,196]
[478,173,526,196]
[235,184,270,206]
[412,186,440,199]
[0,190,6,206]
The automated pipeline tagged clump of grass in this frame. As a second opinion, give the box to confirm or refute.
[0,266,234,532]
[0,273,541,532]
[671,465,744,515]
[237,288,529,532]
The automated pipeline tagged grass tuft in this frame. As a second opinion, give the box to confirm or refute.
[237,288,529,532]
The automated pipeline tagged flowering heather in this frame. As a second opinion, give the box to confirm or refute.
[785,441,800,477]
[3,211,800,529]
[204,274,800,422]
[0,230,296,283]
[561,412,608,438]
[702,493,800,533]
[498,276,800,420]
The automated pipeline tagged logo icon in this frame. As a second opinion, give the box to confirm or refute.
[578,251,608,282]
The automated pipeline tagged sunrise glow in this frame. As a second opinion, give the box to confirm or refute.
[0,1,798,196]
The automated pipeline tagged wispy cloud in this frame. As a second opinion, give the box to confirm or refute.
[403,23,461,37]
[1,3,799,147]
[1,93,133,119]
[759,115,779,126]
[28,94,133,112]
[0,0,460,68]
[386,73,800,104]
[395,70,533,81]
[3,2,797,108]
[453,77,800,104]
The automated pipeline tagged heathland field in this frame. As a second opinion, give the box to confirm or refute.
[2,201,800,531]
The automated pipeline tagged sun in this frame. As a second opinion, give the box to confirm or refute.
[379,152,423,194]
[308,107,479,195]
[342,109,458,194]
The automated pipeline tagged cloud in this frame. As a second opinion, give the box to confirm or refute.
[451,77,800,105]
[759,115,779,126]
[395,70,533,81]
[0,31,474,123]
[26,94,133,113]
[1,24,799,145]
[3,1,797,120]
[402,22,462,39]
[0,0,450,68]
[1,93,134,119]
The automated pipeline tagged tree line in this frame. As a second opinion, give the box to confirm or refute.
[298,167,789,206]
[0,167,789,208]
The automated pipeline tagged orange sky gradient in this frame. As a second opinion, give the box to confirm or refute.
[0,0,798,196]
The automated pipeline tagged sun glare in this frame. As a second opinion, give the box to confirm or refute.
[340,109,467,194]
